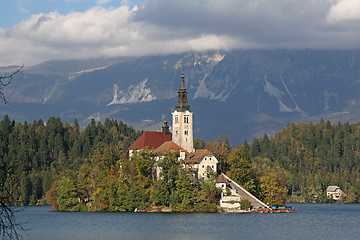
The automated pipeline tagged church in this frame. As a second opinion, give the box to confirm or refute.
[128,71,218,178]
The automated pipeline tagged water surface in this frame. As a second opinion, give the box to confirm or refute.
[15,203,360,240]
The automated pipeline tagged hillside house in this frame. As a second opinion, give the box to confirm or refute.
[184,150,218,178]
[326,186,345,200]
[215,173,228,191]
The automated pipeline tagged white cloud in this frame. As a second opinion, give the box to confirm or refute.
[326,0,360,23]
[1,0,360,66]
[18,7,29,13]
[97,0,111,4]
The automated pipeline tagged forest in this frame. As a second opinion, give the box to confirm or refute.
[246,119,360,203]
[0,115,221,211]
[0,116,359,212]
[0,116,140,206]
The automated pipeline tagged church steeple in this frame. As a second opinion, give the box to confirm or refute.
[180,70,186,89]
[172,70,194,153]
[175,70,190,112]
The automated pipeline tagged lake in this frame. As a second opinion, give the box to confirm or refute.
[14,203,360,240]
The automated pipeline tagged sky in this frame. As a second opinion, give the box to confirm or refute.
[1,0,360,66]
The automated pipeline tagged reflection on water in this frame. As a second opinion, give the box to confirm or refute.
[14,204,360,240]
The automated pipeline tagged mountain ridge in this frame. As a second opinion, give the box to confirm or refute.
[1,49,360,145]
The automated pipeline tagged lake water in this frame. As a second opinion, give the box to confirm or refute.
[14,203,360,240]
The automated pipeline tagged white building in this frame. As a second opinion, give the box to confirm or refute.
[172,70,194,153]
[184,150,218,178]
[326,186,345,200]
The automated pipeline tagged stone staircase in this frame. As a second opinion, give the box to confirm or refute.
[216,173,269,210]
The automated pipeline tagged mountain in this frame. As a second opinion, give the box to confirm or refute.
[1,49,360,145]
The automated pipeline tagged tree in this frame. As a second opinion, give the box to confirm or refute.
[193,138,206,149]
[250,137,261,157]
[228,145,259,195]
[55,176,86,212]
[195,179,220,212]
[205,136,232,173]
[1,66,23,239]
[259,165,287,206]
[151,152,182,206]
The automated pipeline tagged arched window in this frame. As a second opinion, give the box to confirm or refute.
[184,116,189,123]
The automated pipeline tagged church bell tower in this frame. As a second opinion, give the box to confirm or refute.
[172,70,194,153]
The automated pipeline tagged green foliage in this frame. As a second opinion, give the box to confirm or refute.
[116,151,220,212]
[151,152,198,210]
[0,115,141,206]
[20,174,31,205]
[47,146,220,212]
[194,179,220,212]
[228,145,259,196]
[193,138,206,149]
[259,165,287,206]
[8,113,358,211]
[134,150,155,181]
[171,168,197,211]
[55,176,86,212]
[239,198,252,210]
[250,121,360,203]
[122,184,148,212]
[150,180,170,206]
[205,136,232,173]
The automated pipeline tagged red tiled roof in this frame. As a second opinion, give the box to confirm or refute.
[184,149,215,164]
[153,141,188,156]
[128,131,172,150]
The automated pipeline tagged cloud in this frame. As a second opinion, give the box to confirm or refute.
[18,7,29,13]
[97,0,112,4]
[326,0,360,23]
[1,0,360,66]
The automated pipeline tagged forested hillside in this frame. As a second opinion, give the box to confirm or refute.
[0,116,220,212]
[1,115,359,211]
[0,115,141,206]
[247,120,360,203]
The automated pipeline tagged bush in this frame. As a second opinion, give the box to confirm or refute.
[240,198,251,210]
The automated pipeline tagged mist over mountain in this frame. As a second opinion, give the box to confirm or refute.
[1,49,360,145]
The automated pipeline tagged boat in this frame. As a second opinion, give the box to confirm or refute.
[134,207,162,213]
[251,206,296,213]
[251,208,271,213]
[134,207,171,213]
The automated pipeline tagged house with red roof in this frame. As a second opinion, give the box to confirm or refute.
[153,141,188,157]
[128,121,172,158]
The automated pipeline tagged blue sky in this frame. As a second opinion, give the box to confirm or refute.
[0,0,360,66]
[1,0,142,29]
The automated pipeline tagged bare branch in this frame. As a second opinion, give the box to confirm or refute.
[0,65,24,104]
[0,201,22,240]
